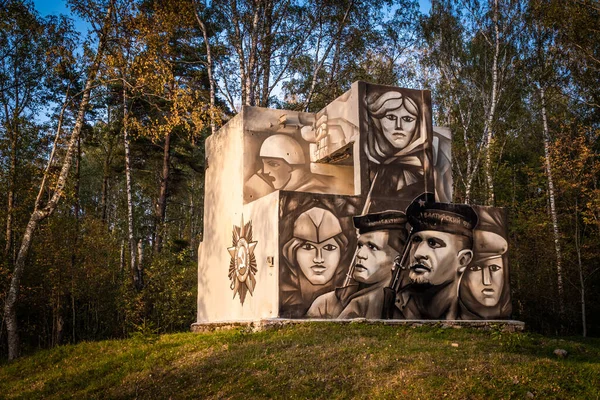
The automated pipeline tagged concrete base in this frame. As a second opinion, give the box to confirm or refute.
[191,318,525,333]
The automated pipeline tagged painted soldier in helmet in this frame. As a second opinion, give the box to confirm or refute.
[245,134,337,202]
[280,207,350,318]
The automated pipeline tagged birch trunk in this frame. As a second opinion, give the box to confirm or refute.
[483,0,500,206]
[4,131,16,259]
[154,132,171,253]
[122,82,142,290]
[193,2,217,134]
[574,199,586,337]
[540,86,564,316]
[100,141,113,223]
[70,137,81,343]
[2,1,114,360]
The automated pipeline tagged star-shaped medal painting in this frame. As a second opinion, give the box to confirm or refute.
[228,216,258,305]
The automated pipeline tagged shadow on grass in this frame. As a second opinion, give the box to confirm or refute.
[2,324,600,399]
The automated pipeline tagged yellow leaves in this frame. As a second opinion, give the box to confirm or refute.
[548,126,600,226]
[105,1,219,142]
[127,85,212,142]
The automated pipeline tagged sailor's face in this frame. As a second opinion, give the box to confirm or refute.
[408,231,463,286]
[379,104,417,149]
[353,231,397,285]
[464,258,504,307]
[296,237,341,285]
[262,157,292,189]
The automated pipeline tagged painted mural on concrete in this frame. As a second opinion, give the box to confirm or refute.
[433,127,453,203]
[197,81,511,324]
[227,216,258,305]
[302,89,359,163]
[242,108,354,204]
[286,194,511,320]
[306,210,408,319]
[279,193,362,318]
[460,206,511,319]
[362,86,435,200]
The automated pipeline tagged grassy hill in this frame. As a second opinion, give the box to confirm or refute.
[1,323,599,399]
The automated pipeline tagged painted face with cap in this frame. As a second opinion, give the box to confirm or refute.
[462,228,508,308]
[405,199,477,289]
[290,207,344,285]
[259,134,306,190]
[463,257,504,307]
[408,230,472,286]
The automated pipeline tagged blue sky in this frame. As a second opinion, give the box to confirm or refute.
[33,0,91,35]
[33,0,432,34]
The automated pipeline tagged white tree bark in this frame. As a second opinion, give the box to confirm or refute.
[193,1,217,134]
[482,0,500,206]
[2,1,114,360]
[574,199,586,337]
[122,82,142,290]
[540,86,564,316]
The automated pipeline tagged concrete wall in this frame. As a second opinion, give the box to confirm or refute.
[197,81,511,324]
[198,112,245,322]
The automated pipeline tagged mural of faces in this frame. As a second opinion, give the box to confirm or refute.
[361,86,434,202]
[259,134,305,190]
[459,206,511,319]
[354,231,397,285]
[279,198,358,318]
[463,258,504,307]
[261,157,294,190]
[408,230,471,287]
[375,95,419,150]
[366,90,424,163]
[295,237,342,285]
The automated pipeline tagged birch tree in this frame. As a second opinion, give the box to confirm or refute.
[2,0,114,360]
[420,0,523,204]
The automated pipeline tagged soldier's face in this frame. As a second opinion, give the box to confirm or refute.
[262,157,292,189]
[463,258,504,306]
[379,104,418,149]
[353,231,397,285]
[408,231,467,286]
[296,237,341,285]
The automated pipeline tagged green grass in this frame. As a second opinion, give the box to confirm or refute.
[1,323,599,399]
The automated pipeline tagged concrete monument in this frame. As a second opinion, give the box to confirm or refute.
[195,81,511,324]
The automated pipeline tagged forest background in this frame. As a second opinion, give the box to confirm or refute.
[0,0,598,360]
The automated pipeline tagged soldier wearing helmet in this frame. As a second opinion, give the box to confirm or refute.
[280,207,349,318]
[253,134,335,195]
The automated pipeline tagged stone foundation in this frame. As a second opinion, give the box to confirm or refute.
[191,318,525,333]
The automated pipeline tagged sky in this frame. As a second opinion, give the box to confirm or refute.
[33,0,91,34]
[33,0,432,35]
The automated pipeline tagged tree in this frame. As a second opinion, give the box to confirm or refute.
[3,0,114,360]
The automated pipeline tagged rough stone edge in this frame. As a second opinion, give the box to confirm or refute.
[191,318,525,333]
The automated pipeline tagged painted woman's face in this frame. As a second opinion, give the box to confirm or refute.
[463,258,504,307]
[296,237,341,285]
[379,104,418,150]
